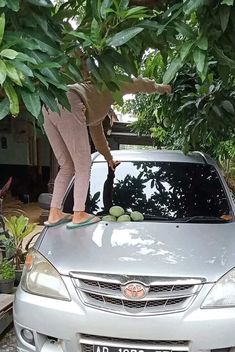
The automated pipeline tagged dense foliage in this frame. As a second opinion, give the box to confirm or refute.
[0,0,169,121]
[0,0,234,164]
[0,0,70,123]
[119,0,235,163]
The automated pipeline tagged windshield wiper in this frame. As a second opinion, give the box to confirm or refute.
[174,216,230,223]
[143,214,173,221]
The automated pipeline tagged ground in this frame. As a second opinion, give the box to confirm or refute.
[3,194,42,223]
[0,325,17,352]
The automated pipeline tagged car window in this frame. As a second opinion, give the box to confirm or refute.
[84,161,231,219]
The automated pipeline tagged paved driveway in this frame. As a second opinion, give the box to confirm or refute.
[0,325,17,351]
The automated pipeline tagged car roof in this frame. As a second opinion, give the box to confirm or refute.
[92,149,214,165]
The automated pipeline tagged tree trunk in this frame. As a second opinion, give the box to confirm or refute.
[15,249,23,271]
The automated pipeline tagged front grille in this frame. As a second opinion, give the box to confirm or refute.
[81,334,189,346]
[80,334,190,352]
[87,293,187,310]
[150,284,192,293]
[71,273,204,316]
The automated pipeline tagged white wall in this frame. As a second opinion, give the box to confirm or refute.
[0,115,50,166]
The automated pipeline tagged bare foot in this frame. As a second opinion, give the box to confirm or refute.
[72,211,99,224]
[48,208,71,224]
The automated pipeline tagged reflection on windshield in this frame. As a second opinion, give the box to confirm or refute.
[86,161,230,219]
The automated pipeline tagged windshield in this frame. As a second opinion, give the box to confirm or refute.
[85,161,231,220]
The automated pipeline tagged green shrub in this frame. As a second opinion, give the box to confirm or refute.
[0,259,15,280]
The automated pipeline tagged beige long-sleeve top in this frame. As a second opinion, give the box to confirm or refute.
[69,77,164,161]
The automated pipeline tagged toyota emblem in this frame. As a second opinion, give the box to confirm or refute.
[122,282,148,300]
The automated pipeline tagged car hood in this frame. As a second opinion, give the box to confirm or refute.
[37,221,235,282]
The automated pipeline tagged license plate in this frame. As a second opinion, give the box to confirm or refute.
[93,345,171,352]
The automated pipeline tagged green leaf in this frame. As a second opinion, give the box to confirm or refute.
[6,0,19,11]
[0,13,5,46]
[175,21,195,39]
[100,0,112,19]
[36,111,44,127]
[90,0,99,19]
[219,5,231,32]
[23,77,36,92]
[183,0,205,14]
[31,14,58,43]
[13,61,34,77]
[197,36,208,50]
[221,100,234,114]
[177,100,195,112]
[0,98,10,120]
[221,0,234,5]
[90,18,100,44]
[212,105,222,118]
[5,61,22,86]
[34,72,49,88]
[138,20,161,30]
[33,39,60,56]
[25,0,53,7]
[40,67,61,84]
[51,88,71,112]
[99,56,116,80]
[44,77,67,91]
[193,47,206,73]
[68,31,92,44]
[199,59,208,82]
[35,62,61,69]
[163,57,183,84]
[112,89,124,106]
[3,81,19,116]
[87,58,103,81]
[119,0,129,10]
[214,46,235,68]
[67,63,83,82]
[0,59,6,85]
[123,7,147,19]
[180,41,194,60]
[107,27,144,47]
[39,87,60,113]
[162,3,182,19]
[16,53,37,64]
[21,90,41,118]
[0,0,6,7]
[0,49,18,59]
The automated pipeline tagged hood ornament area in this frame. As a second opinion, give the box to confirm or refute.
[121,282,149,300]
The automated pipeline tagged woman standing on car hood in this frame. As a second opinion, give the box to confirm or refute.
[43,68,171,229]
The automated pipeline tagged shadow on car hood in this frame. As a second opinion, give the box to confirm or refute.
[37,221,235,282]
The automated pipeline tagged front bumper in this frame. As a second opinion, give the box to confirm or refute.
[14,276,235,352]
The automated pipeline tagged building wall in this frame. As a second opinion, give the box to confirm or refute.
[0,114,50,167]
[0,132,29,165]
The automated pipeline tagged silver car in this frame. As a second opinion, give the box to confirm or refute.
[14,150,235,352]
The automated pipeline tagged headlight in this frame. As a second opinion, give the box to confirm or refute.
[202,268,235,308]
[21,249,70,301]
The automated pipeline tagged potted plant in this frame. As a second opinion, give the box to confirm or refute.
[4,215,36,285]
[0,259,15,294]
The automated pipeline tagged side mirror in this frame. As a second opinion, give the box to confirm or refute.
[38,193,52,210]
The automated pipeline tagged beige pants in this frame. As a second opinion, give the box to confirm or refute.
[43,91,91,211]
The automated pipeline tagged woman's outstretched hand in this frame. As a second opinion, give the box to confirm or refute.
[108,159,120,171]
